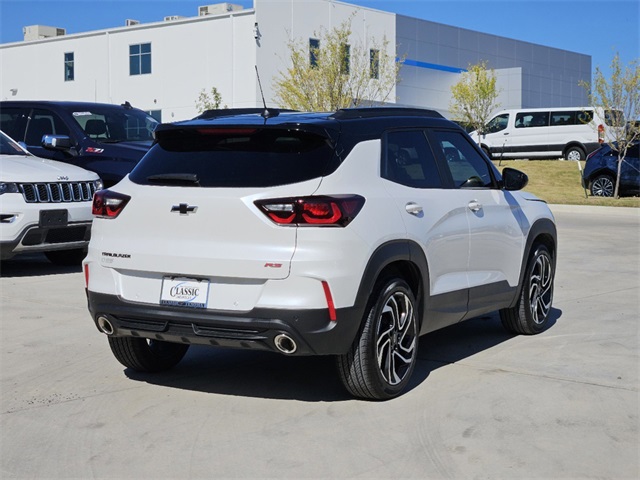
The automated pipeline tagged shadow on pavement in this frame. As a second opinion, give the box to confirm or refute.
[124,307,562,402]
[0,253,82,278]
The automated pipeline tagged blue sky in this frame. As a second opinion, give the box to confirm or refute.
[1,0,638,81]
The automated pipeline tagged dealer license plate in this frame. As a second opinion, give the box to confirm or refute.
[160,277,210,308]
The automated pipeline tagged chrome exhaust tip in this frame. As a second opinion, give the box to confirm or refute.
[274,333,297,354]
[97,316,115,335]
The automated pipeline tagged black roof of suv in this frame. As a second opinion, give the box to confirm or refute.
[132,107,457,189]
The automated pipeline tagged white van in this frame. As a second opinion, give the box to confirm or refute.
[470,107,618,160]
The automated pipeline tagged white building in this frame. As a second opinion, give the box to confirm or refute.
[0,0,591,122]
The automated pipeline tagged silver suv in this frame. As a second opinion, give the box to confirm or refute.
[84,108,557,399]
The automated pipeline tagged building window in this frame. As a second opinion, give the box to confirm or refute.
[64,52,74,81]
[370,49,379,79]
[309,38,320,68]
[129,43,151,75]
[146,110,162,123]
[341,43,350,75]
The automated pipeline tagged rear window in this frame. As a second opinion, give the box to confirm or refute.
[129,127,337,188]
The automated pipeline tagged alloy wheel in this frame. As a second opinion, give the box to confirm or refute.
[529,253,553,324]
[376,291,417,386]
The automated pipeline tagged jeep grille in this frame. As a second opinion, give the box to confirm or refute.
[19,182,97,203]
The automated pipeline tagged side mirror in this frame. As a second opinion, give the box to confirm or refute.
[502,167,528,191]
[42,134,72,150]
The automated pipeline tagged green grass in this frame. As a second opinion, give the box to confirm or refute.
[492,160,640,207]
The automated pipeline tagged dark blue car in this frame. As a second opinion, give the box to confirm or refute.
[582,142,640,197]
[0,101,158,187]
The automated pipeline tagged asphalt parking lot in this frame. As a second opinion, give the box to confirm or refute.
[1,205,638,479]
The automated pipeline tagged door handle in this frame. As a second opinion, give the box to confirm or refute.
[405,202,423,216]
[468,200,482,212]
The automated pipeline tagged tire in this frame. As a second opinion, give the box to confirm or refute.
[565,146,585,161]
[44,248,87,266]
[337,278,418,400]
[590,174,615,197]
[500,244,554,335]
[481,146,492,159]
[108,336,189,372]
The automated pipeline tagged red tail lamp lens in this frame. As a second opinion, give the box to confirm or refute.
[301,201,342,224]
[92,190,131,218]
[256,195,365,227]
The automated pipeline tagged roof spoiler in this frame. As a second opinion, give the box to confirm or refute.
[194,108,298,120]
[332,107,443,120]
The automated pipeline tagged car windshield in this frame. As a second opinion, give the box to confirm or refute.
[69,106,159,143]
[0,131,29,156]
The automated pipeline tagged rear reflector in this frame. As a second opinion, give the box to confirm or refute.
[255,195,365,227]
[322,281,337,321]
[84,264,89,288]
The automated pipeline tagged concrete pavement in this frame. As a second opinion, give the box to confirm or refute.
[1,205,638,479]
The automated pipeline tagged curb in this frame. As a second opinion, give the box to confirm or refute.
[549,204,640,216]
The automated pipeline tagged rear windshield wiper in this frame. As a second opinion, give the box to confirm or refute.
[146,173,201,186]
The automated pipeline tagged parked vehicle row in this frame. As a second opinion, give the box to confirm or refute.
[83,107,557,400]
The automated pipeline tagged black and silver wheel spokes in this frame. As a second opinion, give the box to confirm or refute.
[376,292,417,386]
[529,254,553,324]
[592,177,614,197]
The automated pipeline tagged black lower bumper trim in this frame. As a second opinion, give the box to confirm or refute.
[87,291,364,356]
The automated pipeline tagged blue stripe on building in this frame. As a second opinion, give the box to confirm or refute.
[399,58,467,74]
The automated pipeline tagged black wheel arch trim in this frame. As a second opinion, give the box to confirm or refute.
[352,240,429,330]
[509,217,557,309]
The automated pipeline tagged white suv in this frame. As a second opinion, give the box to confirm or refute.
[84,108,557,400]
[0,130,101,264]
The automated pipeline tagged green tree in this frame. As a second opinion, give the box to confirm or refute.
[449,61,500,135]
[195,86,224,113]
[581,53,640,198]
[273,16,402,111]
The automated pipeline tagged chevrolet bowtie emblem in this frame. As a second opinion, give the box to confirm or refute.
[171,203,198,215]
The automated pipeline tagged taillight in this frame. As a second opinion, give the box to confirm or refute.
[255,195,365,227]
[92,189,131,218]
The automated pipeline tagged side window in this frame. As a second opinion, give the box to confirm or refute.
[25,109,71,146]
[485,114,509,133]
[433,130,494,188]
[550,111,576,126]
[577,110,593,124]
[515,112,549,128]
[0,107,26,141]
[383,130,443,188]
[626,143,639,158]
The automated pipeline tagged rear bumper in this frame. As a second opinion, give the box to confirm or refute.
[87,291,363,355]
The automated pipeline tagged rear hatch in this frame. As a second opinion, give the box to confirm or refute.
[97,123,339,281]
